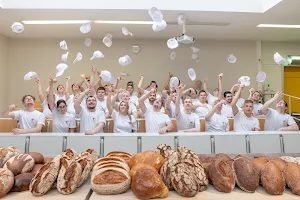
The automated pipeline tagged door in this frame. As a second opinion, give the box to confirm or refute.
[284,67,300,114]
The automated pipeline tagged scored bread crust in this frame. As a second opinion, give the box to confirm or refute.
[76,157,92,187]
[4,154,35,176]
[283,162,300,196]
[94,161,130,172]
[261,161,285,195]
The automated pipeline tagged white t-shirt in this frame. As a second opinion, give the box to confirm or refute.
[237,98,245,108]
[168,102,184,118]
[221,104,241,118]
[78,106,106,133]
[195,104,212,118]
[264,108,296,131]
[42,100,52,117]
[144,109,171,133]
[14,110,45,129]
[96,98,109,114]
[130,95,139,106]
[176,110,200,131]
[207,93,218,105]
[66,98,76,117]
[234,111,260,132]
[52,109,76,133]
[54,94,66,103]
[253,103,263,116]
[111,110,137,133]
[206,114,229,132]
[192,99,200,106]
[145,102,165,113]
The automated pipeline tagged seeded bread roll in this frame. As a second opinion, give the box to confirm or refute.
[4,154,35,176]
[261,161,285,195]
[0,168,14,198]
[283,162,300,196]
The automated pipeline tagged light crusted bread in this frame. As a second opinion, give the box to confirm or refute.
[0,148,15,167]
[76,157,92,187]
[0,168,14,198]
[106,152,132,164]
[61,149,76,160]
[29,154,61,196]
[261,161,285,195]
[94,162,130,172]
[160,151,180,190]
[283,162,300,196]
[57,158,82,194]
[4,154,35,176]
[85,149,99,162]
[94,156,127,167]
[129,150,166,171]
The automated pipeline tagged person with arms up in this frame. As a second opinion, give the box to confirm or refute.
[248,88,263,116]
[205,99,229,132]
[232,85,260,132]
[230,84,245,108]
[74,86,106,135]
[106,92,137,133]
[139,89,173,134]
[260,91,299,131]
[48,76,76,133]
[202,73,223,106]
[175,85,200,132]
[35,77,52,119]
[194,90,212,118]
[1,95,45,134]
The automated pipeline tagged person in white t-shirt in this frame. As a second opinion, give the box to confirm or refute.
[165,91,183,118]
[94,87,110,118]
[231,84,245,108]
[221,91,240,118]
[175,85,200,132]
[194,90,212,118]
[248,88,263,116]
[203,73,223,105]
[260,91,299,131]
[232,85,260,132]
[112,90,138,118]
[138,75,162,98]
[74,87,106,135]
[205,99,229,132]
[1,95,45,134]
[48,77,76,133]
[139,89,173,134]
[126,81,139,106]
[34,77,52,119]
[107,92,137,133]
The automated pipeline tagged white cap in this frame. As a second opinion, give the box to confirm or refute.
[177,14,184,25]
[60,40,68,50]
[101,70,113,82]
[11,22,24,33]
[256,71,267,83]
[24,71,37,81]
[238,76,251,86]
[73,52,83,64]
[152,20,167,32]
[120,73,129,77]
[170,77,179,89]
[90,50,104,60]
[148,7,163,23]
[84,38,92,47]
[167,37,179,49]
[188,68,196,81]
[192,54,198,60]
[274,52,289,65]
[190,46,199,53]
[103,33,113,47]
[80,22,91,34]
[56,63,68,77]
[122,27,133,36]
[227,54,237,63]
[119,55,132,66]
[170,51,176,60]
[61,52,69,63]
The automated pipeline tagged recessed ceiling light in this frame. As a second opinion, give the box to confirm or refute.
[94,20,154,25]
[257,24,300,28]
[22,20,91,24]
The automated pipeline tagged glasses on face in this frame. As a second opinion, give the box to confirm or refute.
[87,99,96,102]
[25,97,33,101]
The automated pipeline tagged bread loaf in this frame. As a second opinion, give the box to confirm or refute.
[94,162,130,172]
[130,163,157,177]
[7,146,21,156]
[0,168,14,198]
[261,161,285,195]
[215,153,233,167]
[156,144,174,160]
[4,154,35,176]
[30,164,44,176]
[61,149,76,160]
[209,158,235,193]
[198,156,213,184]
[76,157,92,187]
[232,157,259,193]
[0,148,15,167]
[129,150,166,171]
[132,167,168,199]
[160,151,180,190]
[106,151,133,164]
[57,157,82,194]
[11,173,34,192]
[29,155,61,196]
[283,162,300,196]
[25,152,44,164]
[271,157,286,172]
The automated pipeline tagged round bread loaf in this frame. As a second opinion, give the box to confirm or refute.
[160,151,180,190]
[25,152,44,164]
[4,154,35,176]
[0,148,15,167]
[215,153,233,167]
[132,167,168,199]
[129,150,166,171]
[271,157,286,172]
[29,154,61,196]
[130,163,157,178]
[283,162,300,196]
[261,161,285,195]
[106,152,132,164]
[76,157,92,187]
[156,144,174,160]
[57,158,82,194]
[0,168,14,198]
[252,156,269,184]
[209,158,235,193]
[232,157,259,193]
[11,173,34,192]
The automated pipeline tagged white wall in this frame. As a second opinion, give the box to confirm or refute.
[7,39,257,104]
[0,35,8,110]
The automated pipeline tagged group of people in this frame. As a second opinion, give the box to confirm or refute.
[1,66,299,135]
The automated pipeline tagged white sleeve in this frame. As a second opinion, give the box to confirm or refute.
[254,118,260,130]
[165,114,171,124]
[225,118,229,132]
[98,112,106,123]
[111,110,117,120]
[131,116,138,131]
[195,115,200,126]
[37,113,46,126]
[143,90,149,95]
[287,115,296,125]
[13,110,21,120]
[69,116,76,129]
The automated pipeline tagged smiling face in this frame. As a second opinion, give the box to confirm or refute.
[86,96,97,109]
[57,85,65,94]
[96,88,105,100]
[148,93,156,103]
[72,84,80,93]
[122,92,130,103]
[126,85,134,95]
[225,93,233,104]
[119,101,129,114]
[198,91,207,103]
[57,100,67,115]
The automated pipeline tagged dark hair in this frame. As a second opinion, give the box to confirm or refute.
[21,95,36,103]
[57,85,64,91]
[253,91,261,97]
[244,99,254,105]
[199,90,206,95]
[150,81,158,88]
[224,91,232,98]
[127,81,134,86]
[86,96,96,102]
[97,87,105,93]
[284,101,288,107]
[56,99,67,108]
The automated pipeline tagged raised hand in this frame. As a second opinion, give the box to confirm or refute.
[218,73,223,80]
[65,76,71,81]
[8,104,17,111]
[274,91,284,99]
[35,77,40,83]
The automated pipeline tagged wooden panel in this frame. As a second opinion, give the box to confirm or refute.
[34,100,42,108]
[109,120,114,133]
[171,119,177,132]
[229,118,234,131]
[0,119,18,132]
[139,119,146,133]
[200,119,205,132]
[258,118,265,131]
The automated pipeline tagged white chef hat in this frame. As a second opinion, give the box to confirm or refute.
[90,50,104,60]
[60,40,68,50]
[122,27,133,36]
[256,71,266,83]
[80,22,91,34]
[103,33,113,47]
[152,20,167,32]
[167,37,179,49]
[24,71,37,81]
[227,54,237,63]
[56,63,68,77]
[170,77,179,89]
[238,76,251,86]
[84,38,92,47]
[119,55,132,66]
[73,52,83,64]
[188,68,196,81]
[61,52,69,63]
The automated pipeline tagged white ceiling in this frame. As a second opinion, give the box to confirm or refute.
[0,0,300,41]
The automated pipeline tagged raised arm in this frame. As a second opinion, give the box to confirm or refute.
[203,78,209,94]
[230,84,239,93]
[90,66,96,90]
[112,76,123,92]
[80,73,90,88]
[1,104,17,119]
[248,88,255,100]
[65,76,71,101]
[232,85,244,116]
[205,100,225,120]
[182,88,192,100]
[260,91,283,115]
[106,92,114,116]
[218,73,223,100]
[35,77,45,103]
[74,88,90,114]
[175,84,185,116]
[138,88,154,113]
[164,72,173,91]
[137,75,145,95]
[47,76,56,111]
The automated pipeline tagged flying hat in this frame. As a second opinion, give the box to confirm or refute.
[84,38,92,47]
[167,37,179,49]
[91,50,104,60]
[103,33,113,47]
[188,68,196,81]
[238,76,251,86]
[122,27,133,36]
[256,71,267,83]
[24,71,37,81]
[73,52,83,63]
[80,22,91,34]
[56,63,68,77]
[227,54,237,63]
[119,55,132,66]
[60,40,68,50]
[170,77,179,89]
[61,52,69,62]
